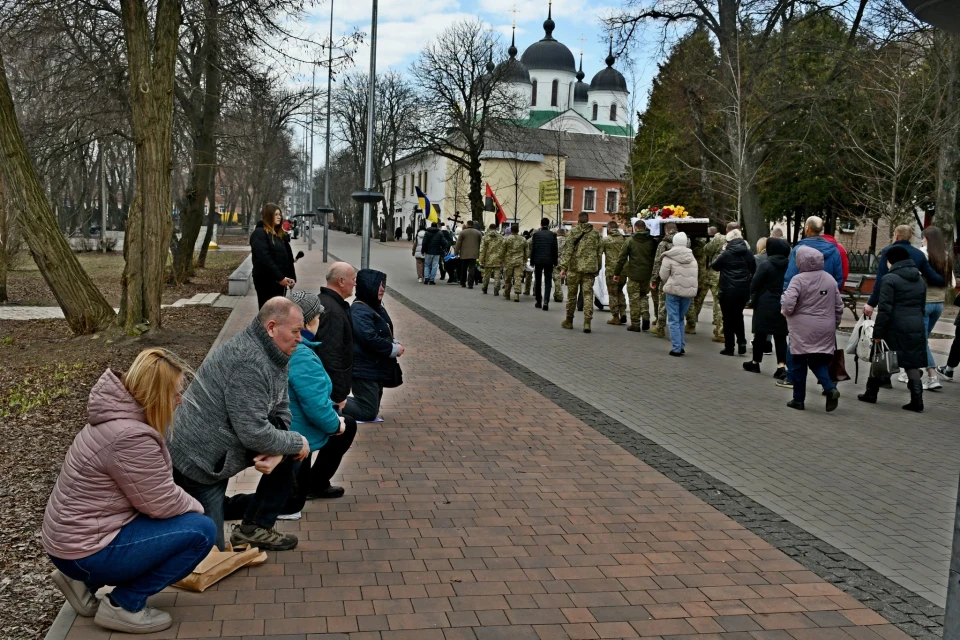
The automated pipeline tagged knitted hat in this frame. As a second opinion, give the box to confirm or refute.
[291,291,324,325]
[885,245,911,265]
[672,231,688,248]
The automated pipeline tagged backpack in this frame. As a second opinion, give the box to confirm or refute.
[845,315,875,383]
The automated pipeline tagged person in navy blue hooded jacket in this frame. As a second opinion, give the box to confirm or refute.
[782,216,844,292]
[342,269,404,422]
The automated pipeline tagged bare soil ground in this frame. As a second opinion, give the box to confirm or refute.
[3,251,248,307]
[0,307,231,639]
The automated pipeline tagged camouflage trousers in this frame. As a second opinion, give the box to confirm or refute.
[522,269,532,296]
[565,271,596,322]
[502,264,524,300]
[686,271,713,328]
[605,274,626,318]
[553,269,564,302]
[652,284,666,330]
[710,278,724,337]
[626,278,651,325]
[481,265,502,294]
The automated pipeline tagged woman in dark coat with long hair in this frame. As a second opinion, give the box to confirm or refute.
[743,238,789,377]
[858,245,928,412]
[250,203,296,308]
[711,229,756,356]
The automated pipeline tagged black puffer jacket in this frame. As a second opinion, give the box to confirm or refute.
[350,270,397,382]
[250,222,296,283]
[421,227,448,256]
[874,259,927,369]
[711,238,755,299]
[315,287,354,403]
[749,239,790,335]
[530,228,559,267]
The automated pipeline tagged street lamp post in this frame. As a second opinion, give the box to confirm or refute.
[321,0,335,262]
[351,0,381,270]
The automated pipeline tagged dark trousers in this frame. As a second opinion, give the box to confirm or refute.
[459,259,477,287]
[438,257,447,279]
[254,277,286,309]
[174,456,298,550]
[342,378,384,422]
[718,293,748,350]
[284,419,358,513]
[534,265,554,303]
[754,332,787,364]
[790,353,836,403]
[948,333,960,369]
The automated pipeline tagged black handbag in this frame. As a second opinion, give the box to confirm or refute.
[383,361,404,389]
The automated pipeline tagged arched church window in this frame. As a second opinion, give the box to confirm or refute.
[591,103,598,121]
[551,80,559,107]
[531,81,537,106]
[610,104,617,121]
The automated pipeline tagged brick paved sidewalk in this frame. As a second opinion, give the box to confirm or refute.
[62,293,909,640]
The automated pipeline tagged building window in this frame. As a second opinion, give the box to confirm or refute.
[591,103,598,121]
[424,170,428,188]
[411,173,415,195]
[551,80,559,107]
[563,187,573,211]
[583,189,596,212]
[531,80,537,106]
[217,204,226,213]
[605,190,619,214]
[219,184,226,196]
[402,175,406,196]
[609,104,617,121]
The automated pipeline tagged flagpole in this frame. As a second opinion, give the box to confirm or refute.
[352,0,381,270]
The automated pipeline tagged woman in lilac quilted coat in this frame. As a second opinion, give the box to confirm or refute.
[42,349,216,634]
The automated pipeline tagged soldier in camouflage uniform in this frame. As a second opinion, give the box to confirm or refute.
[502,223,528,301]
[553,228,567,302]
[560,212,602,333]
[649,223,678,338]
[614,220,658,331]
[600,221,627,325]
[479,223,504,296]
[684,236,709,334]
[701,226,727,342]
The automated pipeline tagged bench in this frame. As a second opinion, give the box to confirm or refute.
[227,254,254,296]
[842,274,876,320]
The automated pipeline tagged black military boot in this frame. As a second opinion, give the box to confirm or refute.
[857,377,881,404]
[902,379,924,412]
[641,319,650,332]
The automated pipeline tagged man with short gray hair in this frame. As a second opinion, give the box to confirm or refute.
[783,216,843,291]
[316,262,357,406]
[171,296,310,551]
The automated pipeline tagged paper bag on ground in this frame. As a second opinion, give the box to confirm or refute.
[174,545,267,592]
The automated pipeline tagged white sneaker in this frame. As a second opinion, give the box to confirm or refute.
[94,598,172,634]
[277,511,302,520]
[897,371,909,384]
[924,375,943,391]
[50,569,98,617]
[417,277,423,282]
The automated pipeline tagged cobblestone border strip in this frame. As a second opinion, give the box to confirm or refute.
[387,286,944,640]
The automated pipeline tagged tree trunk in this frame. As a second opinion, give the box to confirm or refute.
[119,0,181,330]
[197,171,217,268]
[468,157,484,225]
[0,169,7,303]
[0,54,115,332]
[172,0,221,284]
[935,32,960,243]
[740,179,765,245]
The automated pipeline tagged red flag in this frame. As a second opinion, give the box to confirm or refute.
[486,183,507,225]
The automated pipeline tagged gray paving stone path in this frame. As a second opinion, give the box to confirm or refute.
[317,231,960,609]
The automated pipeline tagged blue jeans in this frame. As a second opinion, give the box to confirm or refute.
[174,457,298,550]
[49,513,215,612]
[789,353,836,403]
[925,302,943,368]
[423,254,440,282]
[343,378,383,422]
[665,295,692,353]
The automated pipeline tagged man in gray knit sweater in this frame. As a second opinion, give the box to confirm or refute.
[171,297,310,550]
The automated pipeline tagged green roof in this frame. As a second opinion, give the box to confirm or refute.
[514,110,632,138]
[594,123,634,137]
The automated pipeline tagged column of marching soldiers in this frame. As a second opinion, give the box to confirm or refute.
[474,216,726,336]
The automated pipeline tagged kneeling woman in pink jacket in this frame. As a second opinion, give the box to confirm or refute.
[43,349,216,634]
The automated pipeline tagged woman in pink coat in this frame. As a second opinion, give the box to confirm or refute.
[43,349,216,634]
[781,246,844,412]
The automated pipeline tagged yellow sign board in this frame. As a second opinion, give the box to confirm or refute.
[538,180,560,206]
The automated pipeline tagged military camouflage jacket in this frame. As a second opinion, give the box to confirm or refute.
[502,233,528,267]
[560,223,602,273]
[703,233,727,265]
[479,230,505,266]
[600,232,626,269]
[651,230,677,284]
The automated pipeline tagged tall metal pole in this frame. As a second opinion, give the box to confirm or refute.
[359,0,378,270]
[322,0,334,263]
[307,65,316,250]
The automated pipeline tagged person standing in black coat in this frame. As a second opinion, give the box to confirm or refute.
[315,263,357,408]
[858,246,928,412]
[743,238,789,377]
[250,203,296,308]
[711,228,755,356]
[529,218,559,310]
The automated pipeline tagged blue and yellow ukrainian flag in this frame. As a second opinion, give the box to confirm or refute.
[415,186,438,223]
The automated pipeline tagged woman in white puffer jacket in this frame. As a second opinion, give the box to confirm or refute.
[658,231,699,356]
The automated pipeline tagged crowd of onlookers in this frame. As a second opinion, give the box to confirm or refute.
[41,204,402,634]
